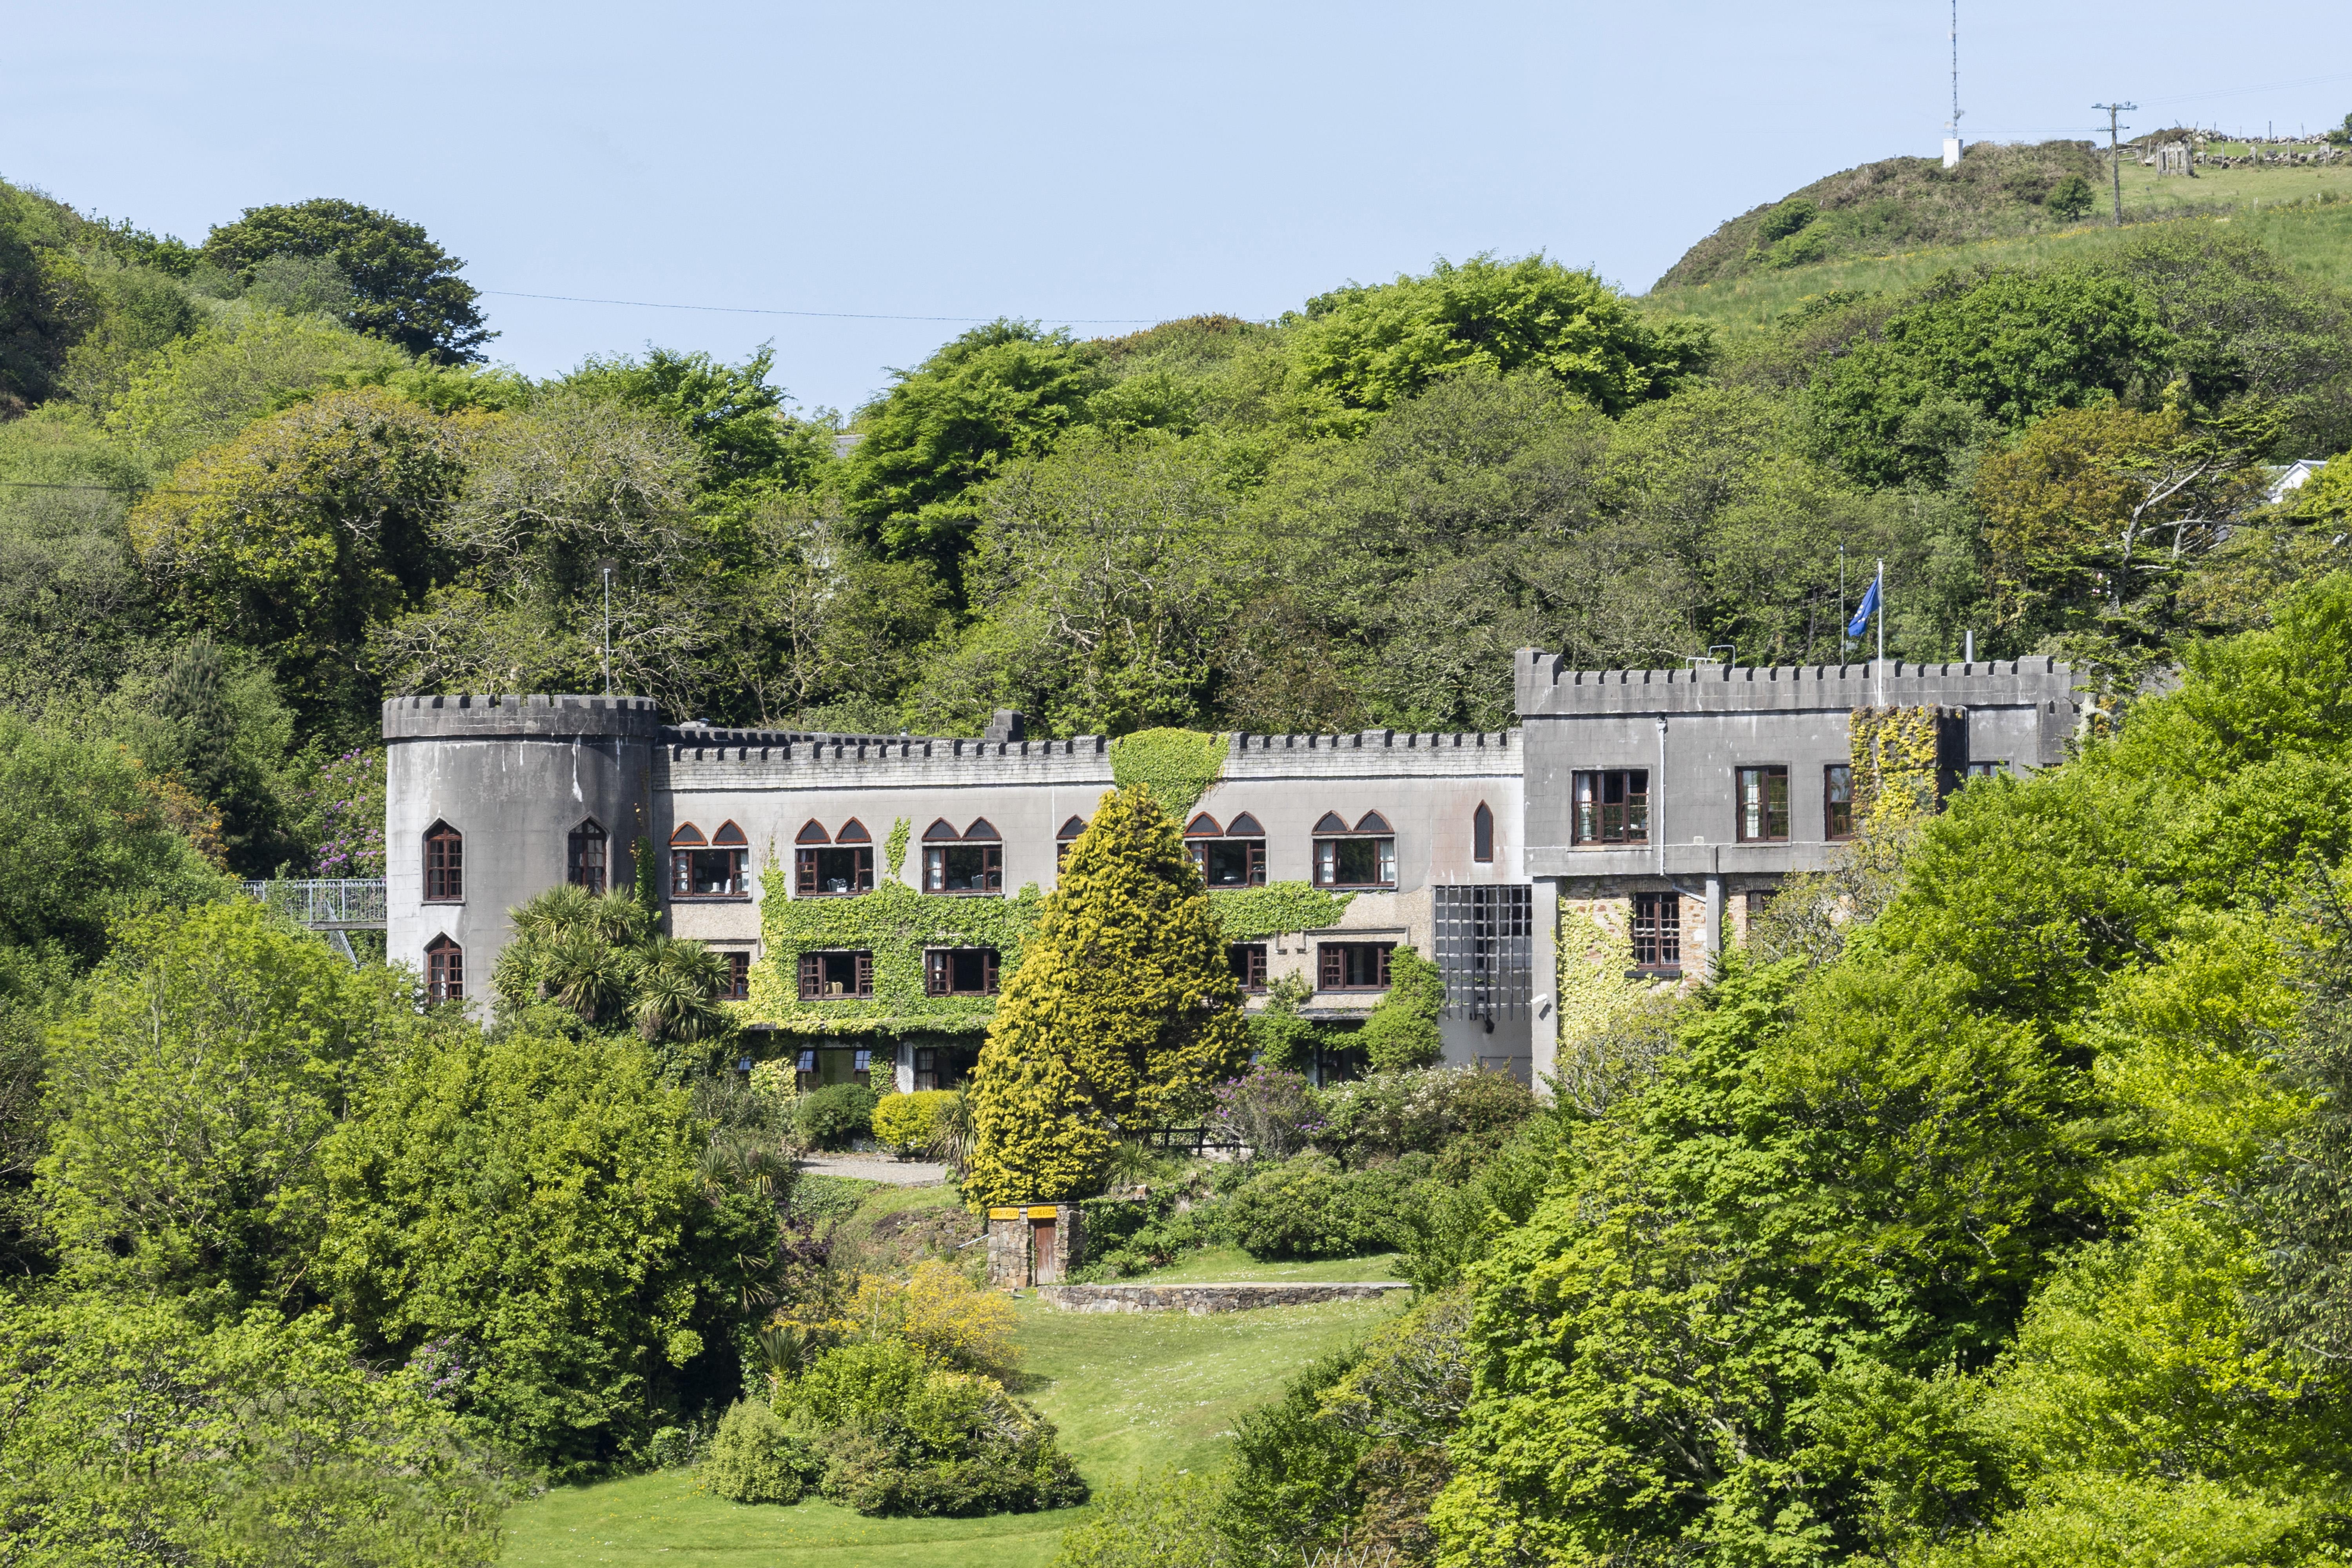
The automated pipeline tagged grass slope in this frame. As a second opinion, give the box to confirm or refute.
[1658,138,2352,291]
[1647,201,2352,341]
[499,1256,1405,1565]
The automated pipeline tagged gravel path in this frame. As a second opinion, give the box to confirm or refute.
[794,1155,947,1186]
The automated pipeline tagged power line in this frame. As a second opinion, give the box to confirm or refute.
[480,289,1169,326]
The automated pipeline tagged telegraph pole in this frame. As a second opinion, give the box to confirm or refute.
[2093,101,2136,226]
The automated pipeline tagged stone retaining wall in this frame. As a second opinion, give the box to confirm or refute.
[1039,1281,1409,1315]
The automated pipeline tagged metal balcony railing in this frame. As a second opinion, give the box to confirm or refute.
[240,878,388,931]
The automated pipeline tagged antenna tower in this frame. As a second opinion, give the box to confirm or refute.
[1942,1,1964,167]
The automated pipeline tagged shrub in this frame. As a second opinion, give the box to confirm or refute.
[1316,1065,1534,1164]
[782,1339,1088,1517]
[1215,1349,1368,1562]
[1356,946,1443,1071]
[1053,1467,1231,1567]
[703,1398,820,1504]
[796,1082,880,1150]
[1229,1155,1424,1260]
[871,1088,955,1158]
[1209,1064,1322,1157]
[846,1259,1020,1377]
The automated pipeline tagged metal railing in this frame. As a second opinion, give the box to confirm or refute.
[240,878,388,931]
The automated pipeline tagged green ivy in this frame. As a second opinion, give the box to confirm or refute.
[1209,882,1357,942]
[883,816,911,884]
[745,868,1045,1037]
[1110,729,1227,820]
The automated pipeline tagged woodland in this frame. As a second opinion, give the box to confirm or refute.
[7,159,2352,1567]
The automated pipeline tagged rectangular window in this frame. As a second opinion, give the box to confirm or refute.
[723,952,750,1002]
[1192,839,1267,888]
[1228,942,1269,991]
[1313,837,1396,889]
[1632,892,1681,970]
[925,947,1000,997]
[924,844,1003,894]
[913,1047,973,1092]
[1318,941,1396,990]
[796,950,873,1000]
[796,846,874,897]
[1432,885,1534,1020]
[1736,766,1790,843]
[673,847,748,898]
[1824,764,1854,841]
[425,828,463,902]
[1572,770,1648,845]
[1967,760,2004,779]
[853,1047,874,1082]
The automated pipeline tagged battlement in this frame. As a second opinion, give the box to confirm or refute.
[1514,653,2078,718]
[1222,728,1519,780]
[382,693,664,742]
[661,733,1114,792]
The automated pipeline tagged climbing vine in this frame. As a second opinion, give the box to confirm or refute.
[1209,882,1357,942]
[1110,728,1227,819]
[744,867,1045,1036]
[1849,705,1942,831]
[883,817,911,885]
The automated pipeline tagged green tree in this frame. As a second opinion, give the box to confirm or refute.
[1284,254,1711,436]
[964,785,1249,1206]
[319,1020,771,1476]
[127,387,475,727]
[1357,946,1443,1070]
[840,319,1099,588]
[560,343,832,502]
[104,305,410,466]
[491,884,733,1070]
[0,1290,516,1566]
[201,198,494,363]
[37,900,392,1307]
[2047,174,2096,220]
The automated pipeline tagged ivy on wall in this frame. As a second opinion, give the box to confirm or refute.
[1849,705,1942,829]
[883,817,911,884]
[1208,882,1357,942]
[743,865,1045,1037]
[1109,728,1227,819]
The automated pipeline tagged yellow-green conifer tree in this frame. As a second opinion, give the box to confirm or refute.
[964,785,1248,1207]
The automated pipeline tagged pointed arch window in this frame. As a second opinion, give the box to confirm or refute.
[795,820,831,845]
[568,818,608,894]
[924,817,1003,895]
[1056,815,1087,871]
[1312,807,1397,889]
[425,935,463,1002]
[1190,810,1266,888]
[671,820,749,899]
[797,815,873,897]
[424,822,463,902]
[1473,802,1495,864]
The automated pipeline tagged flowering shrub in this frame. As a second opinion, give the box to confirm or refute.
[1210,1065,1323,1158]
[305,748,385,876]
[1315,1065,1534,1165]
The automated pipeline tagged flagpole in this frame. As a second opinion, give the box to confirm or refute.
[1874,559,1885,706]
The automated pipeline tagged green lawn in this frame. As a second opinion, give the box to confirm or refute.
[499,1283,1404,1566]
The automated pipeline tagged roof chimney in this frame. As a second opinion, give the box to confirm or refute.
[984,709,1026,743]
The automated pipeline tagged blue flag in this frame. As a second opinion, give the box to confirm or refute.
[1845,574,1880,638]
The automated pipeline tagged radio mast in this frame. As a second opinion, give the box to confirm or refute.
[1942,0,1964,167]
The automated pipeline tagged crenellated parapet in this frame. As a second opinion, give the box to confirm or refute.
[382,692,662,741]
[1514,653,2078,718]
[661,733,1113,790]
[1223,728,1519,780]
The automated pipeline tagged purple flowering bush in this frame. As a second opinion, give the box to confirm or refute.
[305,748,386,876]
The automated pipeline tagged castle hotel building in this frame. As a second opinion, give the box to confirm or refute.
[385,655,2080,1093]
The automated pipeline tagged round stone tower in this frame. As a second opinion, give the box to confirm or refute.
[383,694,662,1008]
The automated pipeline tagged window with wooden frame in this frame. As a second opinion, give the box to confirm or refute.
[1311,811,1397,889]
[913,1045,975,1092]
[924,947,1000,997]
[672,821,749,898]
[1318,940,1396,990]
[722,952,751,1002]
[1055,815,1086,871]
[794,818,874,896]
[923,818,1003,894]
[567,818,607,895]
[1824,764,1855,841]
[424,821,463,902]
[1632,892,1681,970]
[1189,811,1268,888]
[1966,760,2004,779]
[1227,942,1269,991]
[1736,767,1790,843]
[1473,801,1495,863]
[797,950,873,1000]
[425,935,463,1002]
[1571,771,1648,845]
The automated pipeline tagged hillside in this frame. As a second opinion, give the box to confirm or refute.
[1657,134,2352,291]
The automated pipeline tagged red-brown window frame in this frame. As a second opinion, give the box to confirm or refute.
[1824,764,1855,842]
[1228,942,1269,991]
[1632,891,1681,970]
[1735,766,1790,844]
[924,947,1001,997]
[425,934,463,1002]
[1571,771,1648,846]
[1317,941,1396,990]
[424,822,463,902]
[722,952,751,1002]
[797,950,874,1000]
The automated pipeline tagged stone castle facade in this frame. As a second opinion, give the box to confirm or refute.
[384,655,2080,1094]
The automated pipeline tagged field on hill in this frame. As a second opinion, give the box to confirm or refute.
[1646,198,2352,337]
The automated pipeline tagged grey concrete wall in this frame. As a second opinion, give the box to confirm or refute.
[383,695,660,1011]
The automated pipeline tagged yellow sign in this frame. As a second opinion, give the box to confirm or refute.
[988,1207,1021,1219]
[1027,1205,1059,1219]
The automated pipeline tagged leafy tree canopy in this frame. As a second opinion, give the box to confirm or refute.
[560,342,832,504]
[201,197,494,364]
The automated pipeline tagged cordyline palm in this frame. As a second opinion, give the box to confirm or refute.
[631,937,729,1043]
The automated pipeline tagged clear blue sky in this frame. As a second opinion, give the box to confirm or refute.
[7,2,2349,415]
